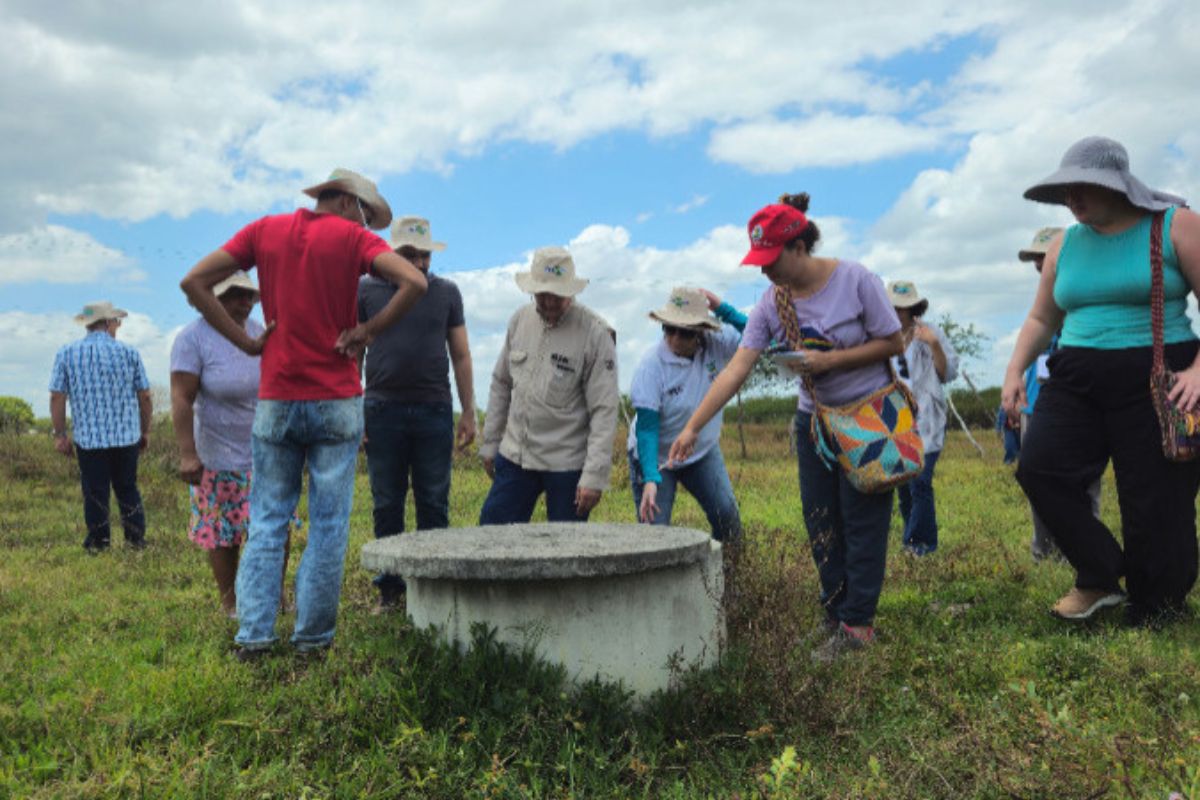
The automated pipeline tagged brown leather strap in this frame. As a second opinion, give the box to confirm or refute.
[772,285,818,398]
[1150,211,1167,376]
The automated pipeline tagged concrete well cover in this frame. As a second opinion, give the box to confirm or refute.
[360,522,713,581]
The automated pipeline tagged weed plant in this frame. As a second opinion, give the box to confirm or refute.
[0,420,1198,798]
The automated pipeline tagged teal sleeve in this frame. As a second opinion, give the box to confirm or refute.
[634,408,662,484]
[714,301,747,332]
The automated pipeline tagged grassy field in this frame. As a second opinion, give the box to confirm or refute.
[1,418,1199,799]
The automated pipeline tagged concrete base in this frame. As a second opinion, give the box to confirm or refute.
[409,541,724,696]
[360,523,725,697]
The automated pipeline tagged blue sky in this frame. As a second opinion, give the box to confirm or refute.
[3,0,1199,415]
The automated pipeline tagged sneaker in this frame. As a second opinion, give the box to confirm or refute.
[1050,587,1125,620]
[371,584,406,616]
[1124,601,1191,630]
[811,622,875,663]
[126,539,147,551]
[234,646,270,663]
[294,643,330,661]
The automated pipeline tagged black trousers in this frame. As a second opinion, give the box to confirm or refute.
[1017,342,1200,613]
[75,444,145,548]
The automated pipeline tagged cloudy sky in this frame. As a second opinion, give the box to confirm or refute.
[5,0,1200,416]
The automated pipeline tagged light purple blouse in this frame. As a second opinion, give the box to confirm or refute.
[170,317,263,472]
[741,260,901,413]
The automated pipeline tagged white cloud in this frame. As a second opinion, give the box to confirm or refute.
[453,221,764,408]
[0,226,144,286]
[0,0,1007,231]
[1,311,174,416]
[708,113,946,173]
[5,0,1200,402]
[670,195,709,214]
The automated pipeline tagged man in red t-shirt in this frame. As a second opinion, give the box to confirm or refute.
[181,168,427,659]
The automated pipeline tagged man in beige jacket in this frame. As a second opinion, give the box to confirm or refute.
[479,246,619,523]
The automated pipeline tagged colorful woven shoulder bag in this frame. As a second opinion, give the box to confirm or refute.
[1148,211,1200,461]
[773,285,924,493]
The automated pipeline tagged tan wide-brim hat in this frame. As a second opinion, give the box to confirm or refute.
[514,246,589,297]
[74,301,128,325]
[213,270,260,299]
[886,280,928,315]
[648,287,721,331]
[1018,227,1064,262]
[302,168,393,231]
[390,216,446,252]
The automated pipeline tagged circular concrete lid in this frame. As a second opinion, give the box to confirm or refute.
[360,522,715,580]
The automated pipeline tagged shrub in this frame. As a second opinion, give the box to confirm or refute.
[0,396,35,433]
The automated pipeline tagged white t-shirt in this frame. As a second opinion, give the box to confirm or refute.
[627,327,741,468]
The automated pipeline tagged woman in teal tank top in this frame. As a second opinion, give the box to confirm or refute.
[1001,136,1200,628]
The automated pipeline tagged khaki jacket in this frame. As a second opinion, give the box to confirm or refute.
[480,302,619,490]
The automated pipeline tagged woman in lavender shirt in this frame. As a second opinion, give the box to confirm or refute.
[170,272,289,617]
[668,193,903,661]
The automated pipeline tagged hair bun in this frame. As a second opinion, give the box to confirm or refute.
[778,192,811,213]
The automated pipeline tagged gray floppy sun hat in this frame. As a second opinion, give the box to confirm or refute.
[1023,136,1186,212]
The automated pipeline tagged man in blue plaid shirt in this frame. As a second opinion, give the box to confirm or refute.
[49,301,153,553]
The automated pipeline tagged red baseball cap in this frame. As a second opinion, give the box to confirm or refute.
[741,204,809,266]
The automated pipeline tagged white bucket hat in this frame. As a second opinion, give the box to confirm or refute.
[1023,136,1186,212]
[74,301,128,325]
[886,280,929,315]
[213,270,260,299]
[514,247,589,297]
[390,216,446,252]
[302,168,393,230]
[1018,227,1064,262]
[648,287,721,331]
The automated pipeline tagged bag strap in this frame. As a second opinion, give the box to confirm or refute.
[1150,211,1167,377]
[772,285,818,398]
[771,283,905,402]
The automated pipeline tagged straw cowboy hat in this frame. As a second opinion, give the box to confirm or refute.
[1024,136,1187,212]
[74,301,128,325]
[389,216,446,252]
[514,246,589,297]
[886,280,929,316]
[1018,227,1064,262]
[648,287,721,331]
[302,168,393,230]
[213,270,259,299]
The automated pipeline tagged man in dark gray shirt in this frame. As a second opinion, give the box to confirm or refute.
[358,216,476,611]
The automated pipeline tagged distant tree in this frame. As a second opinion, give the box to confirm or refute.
[733,353,793,457]
[0,396,35,433]
[934,313,989,372]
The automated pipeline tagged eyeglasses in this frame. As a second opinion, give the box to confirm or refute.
[897,353,910,379]
[662,325,700,340]
[398,247,432,263]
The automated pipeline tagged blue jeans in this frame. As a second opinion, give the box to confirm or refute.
[479,454,587,524]
[897,449,941,555]
[364,400,453,597]
[795,411,894,627]
[629,445,742,542]
[75,444,145,548]
[236,398,363,651]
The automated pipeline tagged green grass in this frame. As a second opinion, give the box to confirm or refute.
[1,421,1199,798]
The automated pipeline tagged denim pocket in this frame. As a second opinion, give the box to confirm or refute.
[314,397,364,443]
[252,400,292,443]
